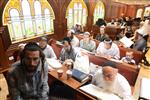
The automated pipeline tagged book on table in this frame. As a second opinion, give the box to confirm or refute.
[71,69,90,83]
[46,58,62,69]
[79,84,121,100]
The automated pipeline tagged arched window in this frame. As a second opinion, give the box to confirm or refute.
[144,7,150,17]
[66,0,88,29]
[3,0,55,43]
[9,9,22,41]
[136,9,143,18]
[22,0,34,37]
[93,1,105,24]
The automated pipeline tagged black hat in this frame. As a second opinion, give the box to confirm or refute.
[63,37,71,43]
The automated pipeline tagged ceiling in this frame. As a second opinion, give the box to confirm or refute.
[112,0,150,5]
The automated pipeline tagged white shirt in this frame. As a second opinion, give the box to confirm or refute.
[43,44,57,59]
[71,35,79,47]
[96,42,120,59]
[92,69,133,100]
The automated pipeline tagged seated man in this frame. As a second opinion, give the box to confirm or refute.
[39,36,57,59]
[60,37,77,62]
[80,32,96,52]
[66,30,79,47]
[91,61,133,99]
[132,29,147,52]
[7,42,49,100]
[96,38,120,59]
[95,25,109,42]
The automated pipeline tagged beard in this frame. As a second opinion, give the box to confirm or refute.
[101,78,116,92]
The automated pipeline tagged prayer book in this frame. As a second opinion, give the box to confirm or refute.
[72,69,89,83]
[119,36,134,48]
[46,58,62,69]
[80,84,121,100]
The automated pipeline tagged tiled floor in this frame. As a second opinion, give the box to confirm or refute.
[0,74,9,100]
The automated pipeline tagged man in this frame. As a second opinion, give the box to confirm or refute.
[39,36,57,59]
[133,29,147,51]
[92,61,133,99]
[95,25,109,42]
[66,30,79,47]
[80,32,96,52]
[60,37,77,62]
[96,38,120,59]
[7,42,49,100]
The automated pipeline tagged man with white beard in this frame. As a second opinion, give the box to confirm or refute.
[91,61,133,100]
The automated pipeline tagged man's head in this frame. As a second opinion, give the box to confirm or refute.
[103,38,112,49]
[100,25,105,35]
[102,61,118,82]
[83,32,90,41]
[63,37,72,52]
[20,42,45,72]
[67,30,74,39]
[39,36,48,50]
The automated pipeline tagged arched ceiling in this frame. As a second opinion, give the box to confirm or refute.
[112,0,150,5]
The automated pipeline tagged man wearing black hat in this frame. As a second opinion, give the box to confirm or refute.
[60,37,77,62]
[91,61,133,99]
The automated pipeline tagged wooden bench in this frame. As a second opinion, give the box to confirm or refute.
[75,34,144,64]
[49,40,139,86]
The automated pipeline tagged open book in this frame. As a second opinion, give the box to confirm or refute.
[80,84,121,100]
[46,58,62,69]
[119,36,134,48]
[140,78,150,100]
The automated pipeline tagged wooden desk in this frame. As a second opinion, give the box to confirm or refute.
[48,66,87,89]
[48,66,97,100]
[133,66,150,100]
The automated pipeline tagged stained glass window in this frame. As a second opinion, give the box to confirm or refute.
[66,0,88,29]
[144,7,150,17]
[93,1,105,24]
[3,0,54,43]
[136,9,143,18]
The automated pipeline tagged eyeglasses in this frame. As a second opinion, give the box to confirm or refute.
[103,73,114,79]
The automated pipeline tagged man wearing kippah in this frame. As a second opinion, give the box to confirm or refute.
[60,37,77,62]
[132,29,147,51]
[91,61,133,99]
[96,38,120,59]
[66,30,79,47]
[39,36,57,59]
[79,32,96,52]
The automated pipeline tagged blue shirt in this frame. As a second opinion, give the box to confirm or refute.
[7,60,49,100]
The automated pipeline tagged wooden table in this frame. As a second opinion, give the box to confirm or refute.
[48,66,88,89]
[48,65,97,100]
[133,65,150,100]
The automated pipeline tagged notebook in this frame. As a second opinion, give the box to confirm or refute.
[80,84,121,100]
[72,69,89,83]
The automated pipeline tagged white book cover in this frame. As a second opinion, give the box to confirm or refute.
[119,36,134,48]
[46,58,62,69]
[140,78,150,99]
[80,84,121,100]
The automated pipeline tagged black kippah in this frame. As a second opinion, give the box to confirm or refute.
[63,37,71,43]
[102,61,116,68]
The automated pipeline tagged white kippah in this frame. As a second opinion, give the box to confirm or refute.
[136,28,145,36]
[70,29,75,34]
[84,31,90,35]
